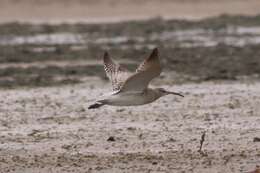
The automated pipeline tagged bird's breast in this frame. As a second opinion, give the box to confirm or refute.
[103,91,156,106]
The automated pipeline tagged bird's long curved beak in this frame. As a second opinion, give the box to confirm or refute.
[167,91,184,97]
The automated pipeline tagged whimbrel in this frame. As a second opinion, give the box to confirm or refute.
[88,48,184,109]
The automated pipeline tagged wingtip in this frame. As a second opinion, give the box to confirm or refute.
[150,47,159,58]
[153,47,159,53]
[103,51,110,62]
[145,47,159,62]
[104,51,109,58]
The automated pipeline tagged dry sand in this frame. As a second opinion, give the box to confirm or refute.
[0,0,260,23]
[0,78,259,172]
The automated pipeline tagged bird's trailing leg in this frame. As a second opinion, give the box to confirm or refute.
[88,102,105,109]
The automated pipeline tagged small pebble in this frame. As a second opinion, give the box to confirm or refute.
[107,136,116,142]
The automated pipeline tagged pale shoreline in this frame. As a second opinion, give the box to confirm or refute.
[0,0,260,24]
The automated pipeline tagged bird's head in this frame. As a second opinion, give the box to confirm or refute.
[156,88,184,97]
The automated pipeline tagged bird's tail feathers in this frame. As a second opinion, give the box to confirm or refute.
[88,102,105,109]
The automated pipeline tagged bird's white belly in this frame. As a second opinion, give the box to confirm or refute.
[104,93,154,106]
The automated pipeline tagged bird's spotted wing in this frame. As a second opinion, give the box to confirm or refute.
[119,48,162,93]
[103,52,131,91]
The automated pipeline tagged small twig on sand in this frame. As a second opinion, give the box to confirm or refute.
[198,131,206,154]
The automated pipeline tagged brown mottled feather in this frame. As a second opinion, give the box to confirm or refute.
[136,48,161,74]
[119,48,162,93]
[103,52,131,91]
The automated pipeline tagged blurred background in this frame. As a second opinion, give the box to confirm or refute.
[0,0,260,88]
[0,0,260,23]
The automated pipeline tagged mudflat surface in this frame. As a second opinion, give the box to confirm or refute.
[0,80,260,173]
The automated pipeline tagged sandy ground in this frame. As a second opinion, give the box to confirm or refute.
[0,0,260,23]
[0,78,259,173]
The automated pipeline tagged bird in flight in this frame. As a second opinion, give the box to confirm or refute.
[88,48,184,109]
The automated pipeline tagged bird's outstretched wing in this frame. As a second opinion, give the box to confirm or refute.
[119,48,162,93]
[103,52,131,91]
